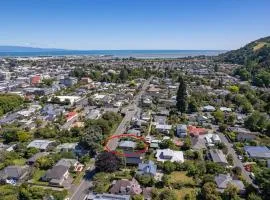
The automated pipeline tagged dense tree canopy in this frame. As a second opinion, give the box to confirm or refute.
[0,94,23,116]
[95,152,121,172]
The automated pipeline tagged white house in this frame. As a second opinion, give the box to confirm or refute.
[156,149,184,163]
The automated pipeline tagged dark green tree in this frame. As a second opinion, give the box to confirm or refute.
[95,152,121,172]
[176,75,188,113]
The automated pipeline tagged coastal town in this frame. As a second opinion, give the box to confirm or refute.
[0,51,269,200]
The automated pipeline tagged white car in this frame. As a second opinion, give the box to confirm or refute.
[238,155,243,160]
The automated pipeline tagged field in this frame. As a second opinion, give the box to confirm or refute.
[168,171,195,185]
[12,158,26,166]
[175,188,198,200]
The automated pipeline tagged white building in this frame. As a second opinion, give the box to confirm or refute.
[156,149,184,163]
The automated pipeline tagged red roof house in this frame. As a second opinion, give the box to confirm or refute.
[65,112,78,122]
[30,75,41,85]
[188,125,208,137]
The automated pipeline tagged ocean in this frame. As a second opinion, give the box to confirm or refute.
[0,50,225,58]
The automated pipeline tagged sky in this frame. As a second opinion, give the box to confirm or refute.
[0,0,270,50]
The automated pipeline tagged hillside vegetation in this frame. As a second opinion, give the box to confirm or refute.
[217,36,270,87]
[0,94,24,116]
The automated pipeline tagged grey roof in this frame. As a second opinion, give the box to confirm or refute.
[138,161,157,175]
[177,124,187,132]
[1,166,25,179]
[119,141,136,149]
[209,149,228,164]
[215,174,245,190]
[27,152,49,164]
[27,140,55,150]
[244,146,270,159]
[44,165,69,180]
[55,159,78,168]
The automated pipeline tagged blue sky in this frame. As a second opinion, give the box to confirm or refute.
[0,0,270,50]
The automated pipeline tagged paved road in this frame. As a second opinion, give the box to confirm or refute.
[70,165,96,200]
[217,132,253,184]
[106,76,153,151]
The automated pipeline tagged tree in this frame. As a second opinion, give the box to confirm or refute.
[79,125,103,155]
[159,139,175,149]
[223,184,239,200]
[227,154,234,166]
[176,75,188,113]
[135,174,155,187]
[163,161,176,174]
[213,110,225,124]
[119,68,129,82]
[232,166,242,176]
[201,182,222,200]
[244,111,268,132]
[161,174,170,186]
[159,189,177,200]
[205,162,226,174]
[17,131,32,142]
[255,168,270,198]
[95,152,121,172]
[228,85,239,93]
[35,156,55,170]
[188,99,198,113]
[136,141,145,150]
[182,135,192,150]
[247,193,262,200]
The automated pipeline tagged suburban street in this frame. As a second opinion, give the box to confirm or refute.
[217,132,253,184]
[70,164,95,200]
[106,76,153,150]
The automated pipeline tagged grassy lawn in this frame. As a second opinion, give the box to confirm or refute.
[174,188,198,200]
[73,172,84,185]
[169,171,195,185]
[12,158,26,166]
[32,169,46,183]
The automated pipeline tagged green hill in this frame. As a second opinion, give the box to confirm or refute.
[217,36,270,87]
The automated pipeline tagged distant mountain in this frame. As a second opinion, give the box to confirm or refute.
[217,36,270,87]
[217,36,270,68]
[0,46,66,52]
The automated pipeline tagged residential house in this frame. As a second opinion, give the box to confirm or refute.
[124,152,143,165]
[188,125,208,137]
[153,115,167,125]
[220,107,232,112]
[156,149,184,163]
[137,161,157,176]
[204,134,221,147]
[60,77,77,87]
[176,124,187,137]
[127,129,141,136]
[65,112,78,122]
[215,174,245,193]
[203,105,216,112]
[155,124,172,134]
[27,140,56,151]
[209,149,228,166]
[244,146,270,159]
[110,178,142,195]
[149,139,161,149]
[27,152,50,165]
[55,158,84,172]
[119,141,136,151]
[42,165,69,186]
[56,142,79,153]
[0,165,29,184]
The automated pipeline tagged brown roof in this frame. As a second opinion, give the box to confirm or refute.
[110,178,142,195]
